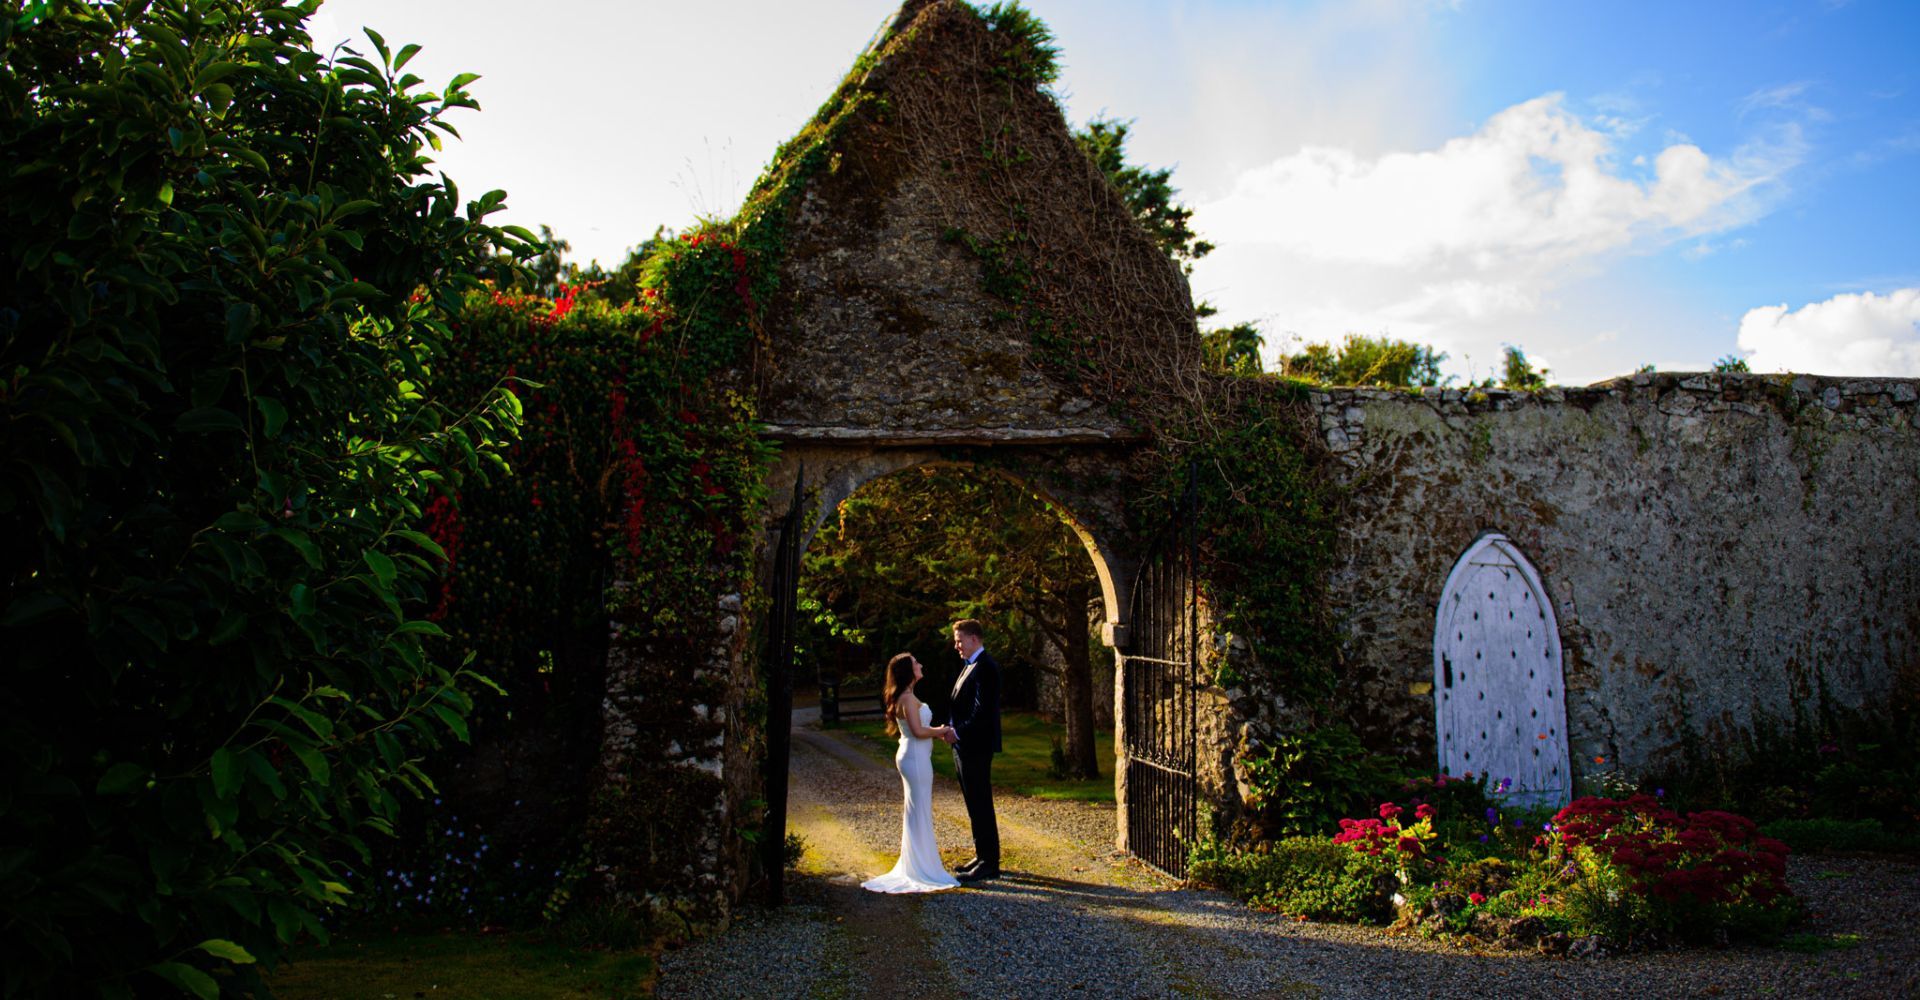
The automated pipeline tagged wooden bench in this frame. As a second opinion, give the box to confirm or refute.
[818,679,885,726]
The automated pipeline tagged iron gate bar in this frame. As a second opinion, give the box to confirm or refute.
[1121,465,1200,877]
[762,468,804,906]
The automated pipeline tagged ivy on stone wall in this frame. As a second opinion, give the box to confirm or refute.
[1173,388,1342,700]
[379,231,775,925]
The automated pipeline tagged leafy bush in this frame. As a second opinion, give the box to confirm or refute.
[1209,788,1799,952]
[1185,395,1342,698]
[1,1,526,993]
[1190,835,1398,923]
[1280,333,1448,388]
[351,800,577,927]
[1760,817,1920,854]
[1655,680,1920,836]
[977,1,1060,85]
[1548,795,1799,943]
[1238,724,1404,837]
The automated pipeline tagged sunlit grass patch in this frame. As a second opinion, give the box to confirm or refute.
[839,710,1115,803]
[1778,932,1864,953]
[270,928,654,1000]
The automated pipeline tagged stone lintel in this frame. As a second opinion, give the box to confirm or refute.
[759,424,1146,446]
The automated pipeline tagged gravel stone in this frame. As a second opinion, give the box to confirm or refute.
[654,724,1920,999]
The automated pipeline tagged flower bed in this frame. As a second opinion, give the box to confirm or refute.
[1192,776,1802,953]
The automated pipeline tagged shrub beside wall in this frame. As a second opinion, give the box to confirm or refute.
[0,2,528,993]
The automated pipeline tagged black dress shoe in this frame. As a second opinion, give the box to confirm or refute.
[955,858,981,874]
[955,866,1000,883]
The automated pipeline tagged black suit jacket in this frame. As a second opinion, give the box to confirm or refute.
[949,650,1003,756]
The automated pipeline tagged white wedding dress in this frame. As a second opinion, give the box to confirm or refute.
[861,702,959,893]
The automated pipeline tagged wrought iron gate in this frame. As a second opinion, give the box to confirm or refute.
[1121,476,1200,877]
[761,471,804,906]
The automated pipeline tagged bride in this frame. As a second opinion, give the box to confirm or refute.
[861,652,961,893]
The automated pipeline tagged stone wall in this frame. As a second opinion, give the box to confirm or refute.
[588,587,754,937]
[1311,372,1920,784]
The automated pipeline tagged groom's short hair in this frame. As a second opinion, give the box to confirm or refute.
[952,619,984,640]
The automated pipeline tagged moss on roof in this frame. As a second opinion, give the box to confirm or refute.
[729,0,1200,414]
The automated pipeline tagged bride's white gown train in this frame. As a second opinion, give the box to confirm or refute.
[861,703,959,893]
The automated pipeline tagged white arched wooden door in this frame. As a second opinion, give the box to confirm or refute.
[1433,533,1569,808]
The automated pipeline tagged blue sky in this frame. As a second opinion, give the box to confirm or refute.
[309,0,1920,383]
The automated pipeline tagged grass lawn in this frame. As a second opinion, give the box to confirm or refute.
[268,928,654,1000]
[837,709,1116,803]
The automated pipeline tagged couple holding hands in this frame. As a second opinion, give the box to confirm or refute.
[860,618,1002,893]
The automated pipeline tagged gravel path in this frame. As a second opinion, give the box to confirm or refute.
[655,724,1920,999]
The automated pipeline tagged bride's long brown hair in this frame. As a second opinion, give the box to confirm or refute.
[881,652,916,737]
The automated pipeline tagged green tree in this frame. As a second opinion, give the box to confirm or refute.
[1282,334,1449,388]
[1500,345,1550,390]
[1075,116,1214,273]
[1202,322,1266,374]
[1713,354,1752,373]
[807,467,1106,778]
[0,1,528,992]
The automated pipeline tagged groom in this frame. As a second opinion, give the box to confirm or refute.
[942,618,1002,882]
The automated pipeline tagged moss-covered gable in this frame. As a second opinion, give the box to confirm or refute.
[744,0,1198,441]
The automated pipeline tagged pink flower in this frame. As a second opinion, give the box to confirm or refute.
[1469,892,1486,905]
[1415,803,1436,820]
[1378,803,1403,820]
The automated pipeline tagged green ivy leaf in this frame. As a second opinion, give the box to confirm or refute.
[271,528,322,568]
[292,745,330,784]
[362,549,396,587]
[255,395,288,438]
[393,529,446,561]
[289,582,316,618]
[150,962,219,1000]
[211,747,241,799]
[175,407,244,434]
[214,511,267,532]
[196,938,256,964]
[429,703,469,742]
[271,696,335,740]
[96,763,147,795]
[393,619,445,637]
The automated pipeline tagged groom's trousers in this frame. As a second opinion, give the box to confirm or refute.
[952,746,1000,867]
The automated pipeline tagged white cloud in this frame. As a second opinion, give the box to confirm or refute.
[1737,81,1814,118]
[1197,95,1783,270]
[1737,289,1920,376]
[1189,93,1802,381]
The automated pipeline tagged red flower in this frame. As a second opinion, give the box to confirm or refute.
[1415,803,1436,820]
[1468,892,1486,905]
[1378,802,1403,821]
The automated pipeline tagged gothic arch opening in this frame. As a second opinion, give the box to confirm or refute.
[789,458,1121,787]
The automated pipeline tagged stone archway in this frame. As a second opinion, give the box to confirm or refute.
[750,414,1247,882]
[764,439,1139,634]
[595,0,1228,924]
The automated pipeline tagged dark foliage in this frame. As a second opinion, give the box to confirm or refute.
[0,1,527,993]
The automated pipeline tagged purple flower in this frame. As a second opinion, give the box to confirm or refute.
[1655,787,1665,798]
[1485,806,1498,824]
[1478,834,1489,843]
